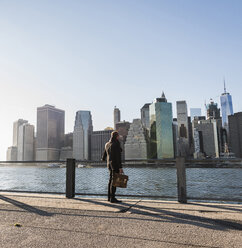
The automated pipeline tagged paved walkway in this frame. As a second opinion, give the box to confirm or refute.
[0,192,241,248]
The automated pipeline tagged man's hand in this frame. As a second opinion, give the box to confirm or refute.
[119,168,124,174]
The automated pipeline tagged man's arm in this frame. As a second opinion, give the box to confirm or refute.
[102,149,107,161]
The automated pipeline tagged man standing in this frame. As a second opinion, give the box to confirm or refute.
[102,131,123,203]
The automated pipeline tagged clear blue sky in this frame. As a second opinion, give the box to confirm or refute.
[1,0,242,160]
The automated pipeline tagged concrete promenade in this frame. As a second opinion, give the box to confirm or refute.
[0,192,241,248]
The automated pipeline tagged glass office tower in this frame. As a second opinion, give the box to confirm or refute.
[149,92,174,159]
[220,84,233,130]
[73,110,93,160]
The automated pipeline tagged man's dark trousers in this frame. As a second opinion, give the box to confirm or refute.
[108,169,119,200]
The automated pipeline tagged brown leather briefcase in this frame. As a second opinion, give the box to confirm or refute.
[113,173,129,188]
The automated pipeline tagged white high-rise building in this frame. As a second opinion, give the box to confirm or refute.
[6,119,28,161]
[73,110,93,160]
[17,123,35,161]
[13,119,28,147]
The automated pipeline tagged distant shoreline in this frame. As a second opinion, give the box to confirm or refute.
[1,158,242,168]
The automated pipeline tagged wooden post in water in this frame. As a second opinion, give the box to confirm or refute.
[66,158,76,198]
[176,157,187,203]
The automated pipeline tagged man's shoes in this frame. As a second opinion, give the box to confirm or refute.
[110,198,122,203]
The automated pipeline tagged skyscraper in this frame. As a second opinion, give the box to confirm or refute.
[13,119,28,147]
[73,110,93,160]
[91,130,112,161]
[149,92,174,159]
[206,99,220,120]
[36,104,65,161]
[195,119,221,158]
[220,82,233,131]
[115,121,130,160]
[113,106,121,129]
[228,112,242,158]
[172,118,179,158]
[192,118,222,158]
[176,101,190,157]
[141,103,151,129]
[124,119,148,160]
[17,123,35,161]
[6,119,30,161]
[191,116,206,159]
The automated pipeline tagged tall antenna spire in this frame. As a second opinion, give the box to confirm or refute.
[224,77,226,93]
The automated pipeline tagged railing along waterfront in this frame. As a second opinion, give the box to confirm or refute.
[74,159,177,199]
[0,161,66,194]
[0,158,241,203]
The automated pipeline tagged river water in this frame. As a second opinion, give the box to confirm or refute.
[0,165,241,202]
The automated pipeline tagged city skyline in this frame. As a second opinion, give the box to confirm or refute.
[1,0,242,160]
[5,89,240,161]
[2,86,239,161]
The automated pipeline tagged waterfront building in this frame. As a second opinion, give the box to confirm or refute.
[73,110,93,160]
[149,92,174,159]
[220,82,233,131]
[141,103,151,130]
[115,121,130,160]
[228,112,242,158]
[192,119,222,158]
[172,119,179,158]
[6,119,28,161]
[124,119,148,160]
[17,123,35,161]
[176,101,190,157]
[13,119,28,147]
[91,130,112,161]
[190,108,202,121]
[188,116,193,153]
[192,117,205,159]
[113,106,121,129]
[193,127,201,158]
[36,104,65,161]
[206,99,220,120]
[6,146,17,161]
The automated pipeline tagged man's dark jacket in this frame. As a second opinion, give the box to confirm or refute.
[102,139,122,171]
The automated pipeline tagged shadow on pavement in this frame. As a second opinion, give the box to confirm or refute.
[74,198,242,231]
[0,195,53,216]
[131,203,242,231]
[189,202,242,212]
